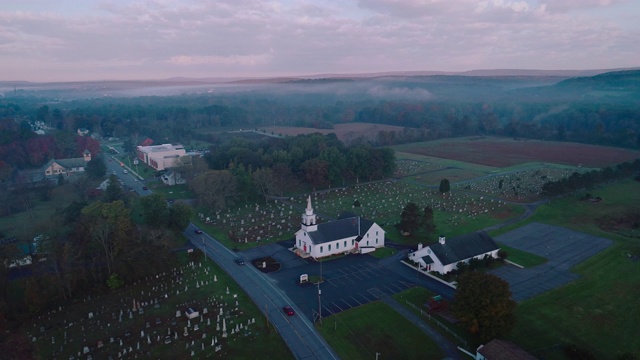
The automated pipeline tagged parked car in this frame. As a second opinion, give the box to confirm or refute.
[194,229,203,234]
[123,170,128,174]
[234,257,245,265]
[283,306,295,316]
[142,186,148,190]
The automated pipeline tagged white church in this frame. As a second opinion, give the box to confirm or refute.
[294,197,385,259]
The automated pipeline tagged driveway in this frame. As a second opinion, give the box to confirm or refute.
[489,222,613,301]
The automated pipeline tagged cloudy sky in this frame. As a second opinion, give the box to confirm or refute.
[2,0,639,82]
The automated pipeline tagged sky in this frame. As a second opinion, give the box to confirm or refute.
[1,0,639,82]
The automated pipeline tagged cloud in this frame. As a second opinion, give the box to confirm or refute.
[0,0,638,81]
[168,53,273,66]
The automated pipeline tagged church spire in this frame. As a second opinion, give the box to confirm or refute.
[306,196,313,215]
[301,195,317,232]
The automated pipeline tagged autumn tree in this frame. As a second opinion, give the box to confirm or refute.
[453,271,517,342]
[397,202,421,235]
[252,167,276,201]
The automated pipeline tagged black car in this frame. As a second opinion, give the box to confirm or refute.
[234,257,245,265]
[194,229,203,234]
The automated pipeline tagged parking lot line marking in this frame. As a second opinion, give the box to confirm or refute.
[350,296,363,306]
[332,302,344,312]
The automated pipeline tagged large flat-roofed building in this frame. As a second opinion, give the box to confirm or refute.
[136,144,186,170]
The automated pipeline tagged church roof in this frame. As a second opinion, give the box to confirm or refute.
[429,231,499,266]
[307,216,375,245]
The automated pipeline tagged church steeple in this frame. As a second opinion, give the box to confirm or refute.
[301,196,317,232]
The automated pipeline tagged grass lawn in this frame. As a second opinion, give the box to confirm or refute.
[27,252,293,359]
[392,287,478,350]
[503,180,640,358]
[149,182,196,199]
[498,244,547,268]
[367,247,397,259]
[317,301,445,360]
[0,182,86,239]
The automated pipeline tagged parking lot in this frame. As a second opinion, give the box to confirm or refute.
[239,242,414,321]
[489,222,612,301]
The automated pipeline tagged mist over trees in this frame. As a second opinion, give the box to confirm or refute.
[1,70,639,158]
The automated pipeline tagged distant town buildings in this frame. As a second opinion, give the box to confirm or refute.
[136,144,186,170]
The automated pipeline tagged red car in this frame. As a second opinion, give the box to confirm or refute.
[283,306,295,316]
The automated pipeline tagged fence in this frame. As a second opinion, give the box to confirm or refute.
[404,300,467,347]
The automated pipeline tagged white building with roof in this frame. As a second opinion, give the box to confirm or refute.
[294,197,385,259]
[408,232,500,275]
[136,143,186,170]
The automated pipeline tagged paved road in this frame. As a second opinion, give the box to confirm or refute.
[104,155,152,196]
[186,224,339,360]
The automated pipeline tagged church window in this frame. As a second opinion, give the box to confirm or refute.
[320,246,323,253]
[328,244,331,251]
[344,241,347,247]
[336,243,339,249]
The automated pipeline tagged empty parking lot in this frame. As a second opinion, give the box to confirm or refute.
[489,222,612,301]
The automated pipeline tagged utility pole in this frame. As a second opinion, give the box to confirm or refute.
[376,352,381,360]
[317,282,322,326]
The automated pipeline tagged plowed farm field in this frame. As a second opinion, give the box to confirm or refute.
[394,137,640,168]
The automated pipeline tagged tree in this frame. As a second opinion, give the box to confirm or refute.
[169,202,193,232]
[85,157,106,178]
[81,200,134,277]
[397,202,421,235]
[439,178,450,194]
[453,271,517,342]
[421,206,436,235]
[103,175,126,203]
[190,170,237,211]
[140,193,170,228]
[252,167,276,201]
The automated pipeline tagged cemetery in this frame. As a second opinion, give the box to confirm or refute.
[194,179,524,248]
[25,255,292,359]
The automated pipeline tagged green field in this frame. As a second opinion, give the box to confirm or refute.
[497,244,547,268]
[317,301,445,360]
[505,180,640,358]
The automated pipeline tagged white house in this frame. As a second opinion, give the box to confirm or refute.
[408,232,499,275]
[136,143,186,170]
[294,197,385,259]
[161,170,186,186]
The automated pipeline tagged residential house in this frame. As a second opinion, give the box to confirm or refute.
[43,149,92,177]
[77,128,90,136]
[476,339,537,360]
[294,197,385,259]
[408,232,499,275]
[161,170,186,186]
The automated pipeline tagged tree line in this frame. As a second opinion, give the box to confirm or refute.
[541,159,640,197]
[181,133,397,211]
